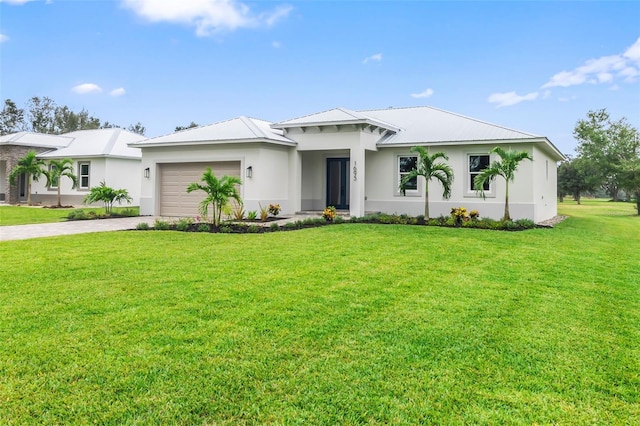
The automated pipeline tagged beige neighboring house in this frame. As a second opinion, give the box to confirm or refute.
[131,106,565,222]
[1,128,144,206]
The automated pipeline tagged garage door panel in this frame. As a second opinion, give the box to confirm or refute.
[159,162,241,217]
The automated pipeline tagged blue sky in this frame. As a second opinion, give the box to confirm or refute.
[1,0,639,155]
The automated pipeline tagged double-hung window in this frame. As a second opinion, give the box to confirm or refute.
[398,155,418,194]
[78,162,90,189]
[48,164,59,189]
[468,154,490,192]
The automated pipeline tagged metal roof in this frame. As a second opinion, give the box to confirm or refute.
[272,107,401,132]
[131,116,295,147]
[38,128,143,159]
[0,132,73,149]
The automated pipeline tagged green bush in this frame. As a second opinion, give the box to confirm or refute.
[247,225,260,233]
[219,225,233,233]
[175,218,194,232]
[269,222,280,231]
[154,219,171,230]
[515,218,535,229]
[135,222,150,230]
[334,216,344,224]
[197,223,211,233]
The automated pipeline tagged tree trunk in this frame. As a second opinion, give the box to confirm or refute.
[424,189,429,219]
[57,185,62,207]
[636,190,640,216]
[26,176,32,205]
[503,181,510,221]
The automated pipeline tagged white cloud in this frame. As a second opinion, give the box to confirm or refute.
[120,0,292,36]
[410,88,434,99]
[542,36,640,88]
[0,34,8,43]
[72,83,103,94]
[271,41,281,48]
[362,53,382,64]
[0,0,37,4]
[558,95,577,102]
[488,91,539,108]
[110,87,126,96]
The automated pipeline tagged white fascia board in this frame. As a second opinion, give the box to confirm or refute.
[129,137,296,148]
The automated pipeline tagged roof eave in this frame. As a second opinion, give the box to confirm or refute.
[129,137,296,148]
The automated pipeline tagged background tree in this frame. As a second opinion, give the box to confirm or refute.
[127,122,146,135]
[53,106,100,134]
[557,157,595,204]
[399,146,453,219]
[26,96,57,134]
[43,158,78,207]
[8,150,45,205]
[175,122,199,132]
[474,147,533,221]
[83,181,133,214]
[186,167,242,226]
[0,99,26,135]
[574,109,638,201]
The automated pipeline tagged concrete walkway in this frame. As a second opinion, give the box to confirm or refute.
[0,216,158,242]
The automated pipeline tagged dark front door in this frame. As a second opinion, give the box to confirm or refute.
[18,173,28,202]
[326,158,349,210]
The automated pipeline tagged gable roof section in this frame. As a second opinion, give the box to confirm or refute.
[39,128,143,159]
[0,132,73,149]
[131,116,295,147]
[272,107,401,133]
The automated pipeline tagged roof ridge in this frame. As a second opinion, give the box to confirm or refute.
[275,107,344,125]
[238,116,265,139]
[102,128,121,155]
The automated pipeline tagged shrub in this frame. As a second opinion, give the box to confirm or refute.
[232,203,245,220]
[268,203,281,217]
[469,209,480,220]
[247,210,258,221]
[176,218,193,232]
[83,181,132,214]
[284,222,297,230]
[197,223,211,233]
[269,222,280,231]
[247,224,260,233]
[450,207,469,227]
[67,209,88,220]
[258,203,269,221]
[136,222,150,230]
[515,218,535,229]
[322,206,337,221]
[154,219,171,230]
[219,225,233,233]
[334,216,344,224]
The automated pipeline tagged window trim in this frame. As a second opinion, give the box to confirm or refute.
[395,154,420,197]
[465,153,495,198]
[78,161,91,190]
[47,164,59,190]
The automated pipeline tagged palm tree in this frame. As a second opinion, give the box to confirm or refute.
[8,150,45,205]
[399,146,454,219]
[43,158,78,207]
[83,181,133,214]
[473,146,533,221]
[186,167,242,226]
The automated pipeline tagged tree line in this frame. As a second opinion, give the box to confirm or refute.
[558,109,640,214]
[0,97,146,136]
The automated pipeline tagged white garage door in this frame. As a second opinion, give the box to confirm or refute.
[159,161,241,217]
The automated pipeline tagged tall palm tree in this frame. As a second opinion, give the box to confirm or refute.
[43,158,78,207]
[399,146,454,219]
[474,146,533,221]
[186,167,242,226]
[8,150,45,205]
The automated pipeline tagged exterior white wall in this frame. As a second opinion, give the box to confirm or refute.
[104,158,142,206]
[364,143,550,221]
[531,145,559,222]
[139,143,292,216]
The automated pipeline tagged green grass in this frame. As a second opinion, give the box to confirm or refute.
[0,200,638,424]
[0,206,139,226]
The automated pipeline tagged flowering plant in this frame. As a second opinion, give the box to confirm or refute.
[469,209,480,220]
[322,206,337,221]
[268,203,281,217]
[450,207,469,226]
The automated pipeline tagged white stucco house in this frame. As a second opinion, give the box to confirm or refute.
[1,128,144,206]
[131,106,565,222]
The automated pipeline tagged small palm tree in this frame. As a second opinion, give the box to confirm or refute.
[474,146,533,221]
[8,150,45,205]
[83,181,132,214]
[399,146,454,219]
[186,167,242,226]
[43,158,78,207]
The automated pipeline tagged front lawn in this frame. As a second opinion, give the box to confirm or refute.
[0,206,139,226]
[0,200,638,424]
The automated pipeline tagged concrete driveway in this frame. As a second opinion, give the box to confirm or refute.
[0,217,158,242]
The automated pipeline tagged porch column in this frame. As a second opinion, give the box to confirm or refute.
[288,150,302,214]
[349,147,365,217]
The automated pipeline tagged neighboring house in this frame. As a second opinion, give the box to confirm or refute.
[132,106,564,222]
[0,132,73,203]
[1,128,144,206]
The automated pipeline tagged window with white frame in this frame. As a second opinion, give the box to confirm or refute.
[78,162,90,189]
[468,154,490,192]
[398,155,418,194]
[48,164,59,189]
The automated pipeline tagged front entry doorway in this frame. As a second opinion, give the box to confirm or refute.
[326,158,349,210]
[18,173,28,202]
